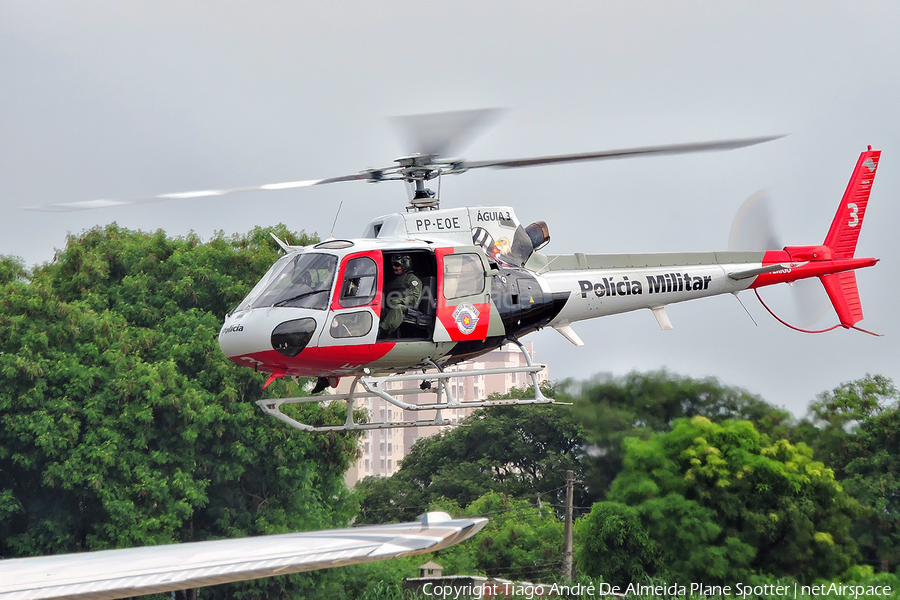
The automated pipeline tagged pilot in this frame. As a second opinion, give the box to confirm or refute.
[379,254,422,336]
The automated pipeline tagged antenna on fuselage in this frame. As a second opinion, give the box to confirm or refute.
[327,201,344,240]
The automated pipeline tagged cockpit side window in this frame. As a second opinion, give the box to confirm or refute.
[339,256,378,307]
[252,253,338,310]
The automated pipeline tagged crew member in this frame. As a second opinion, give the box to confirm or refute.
[379,254,421,336]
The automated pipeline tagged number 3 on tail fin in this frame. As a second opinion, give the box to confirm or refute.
[847,202,859,227]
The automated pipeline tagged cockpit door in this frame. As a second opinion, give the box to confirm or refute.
[319,250,382,347]
[433,247,492,343]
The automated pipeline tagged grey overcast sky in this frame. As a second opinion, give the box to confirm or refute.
[2,2,899,416]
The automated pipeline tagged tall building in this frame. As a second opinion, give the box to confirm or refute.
[343,341,546,487]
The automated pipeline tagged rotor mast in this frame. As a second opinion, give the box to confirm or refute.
[391,153,465,211]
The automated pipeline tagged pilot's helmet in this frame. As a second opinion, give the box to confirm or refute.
[392,255,412,271]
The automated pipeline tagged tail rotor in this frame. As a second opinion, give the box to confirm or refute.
[728,189,831,327]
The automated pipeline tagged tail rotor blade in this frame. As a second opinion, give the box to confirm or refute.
[728,189,781,251]
[792,277,833,328]
[730,189,833,327]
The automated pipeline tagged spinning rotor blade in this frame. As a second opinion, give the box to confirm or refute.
[22,112,782,213]
[728,189,781,252]
[792,277,832,327]
[729,189,831,327]
[24,172,376,212]
[464,135,783,170]
[391,108,505,157]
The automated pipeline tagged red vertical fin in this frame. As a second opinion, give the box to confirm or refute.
[823,148,880,258]
[820,271,863,327]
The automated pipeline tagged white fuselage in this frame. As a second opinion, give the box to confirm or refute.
[535,258,761,328]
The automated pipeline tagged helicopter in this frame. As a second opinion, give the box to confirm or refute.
[28,110,881,432]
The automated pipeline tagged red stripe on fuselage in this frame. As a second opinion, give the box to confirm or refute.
[229,343,397,377]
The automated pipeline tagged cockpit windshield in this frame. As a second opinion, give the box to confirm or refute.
[235,252,338,311]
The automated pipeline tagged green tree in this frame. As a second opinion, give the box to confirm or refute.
[0,225,361,599]
[460,491,564,581]
[800,375,900,571]
[357,373,793,525]
[0,255,28,285]
[798,375,898,476]
[423,491,564,581]
[601,416,861,583]
[357,396,585,524]
[570,371,793,499]
[574,502,654,587]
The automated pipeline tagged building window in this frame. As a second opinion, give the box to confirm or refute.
[387,460,392,470]
[380,442,385,453]
[388,443,392,454]
[365,459,370,471]
[365,442,370,454]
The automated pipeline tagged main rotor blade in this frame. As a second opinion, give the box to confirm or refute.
[464,135,784,170]
[391,108,505,157]
[23,172,375,212]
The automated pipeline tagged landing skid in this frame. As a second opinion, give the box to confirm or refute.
[256,340,567,432]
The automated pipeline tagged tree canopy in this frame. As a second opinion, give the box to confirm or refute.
[589,416,863,584]
[0,225,360,598]
[574,501,654,587]
[796,375,900,571]
[569,371,794,498]
[356,396,585,524]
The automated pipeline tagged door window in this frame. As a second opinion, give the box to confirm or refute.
[330,311,373,338]
[442,253,485,299]
[339,256,378,307]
